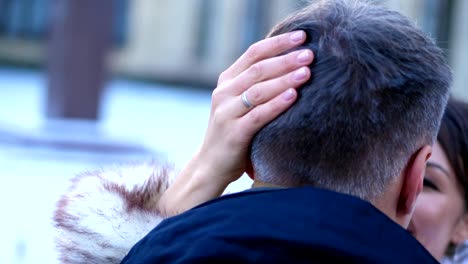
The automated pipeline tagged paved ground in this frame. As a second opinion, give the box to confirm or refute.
[0,67,252,263]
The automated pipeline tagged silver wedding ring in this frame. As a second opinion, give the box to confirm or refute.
[241,91,254,109]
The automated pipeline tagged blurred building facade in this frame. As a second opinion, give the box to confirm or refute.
[0,0,466,98]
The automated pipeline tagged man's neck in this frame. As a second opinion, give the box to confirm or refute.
[251,181,284,189]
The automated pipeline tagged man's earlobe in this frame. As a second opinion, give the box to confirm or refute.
[398,145,432,216]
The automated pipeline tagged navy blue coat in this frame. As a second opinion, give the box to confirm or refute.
[122,187,438,263]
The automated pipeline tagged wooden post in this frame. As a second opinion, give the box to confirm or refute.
[46,0,114,120]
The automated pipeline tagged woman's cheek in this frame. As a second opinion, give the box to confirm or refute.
[413,192,457,259]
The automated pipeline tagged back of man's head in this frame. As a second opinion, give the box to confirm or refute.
[251,0,452,201]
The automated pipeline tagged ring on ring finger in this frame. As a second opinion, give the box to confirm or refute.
[241,90,254,109]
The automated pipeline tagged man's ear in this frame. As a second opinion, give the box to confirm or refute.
[397,145,432,217]
[451,214,468,246]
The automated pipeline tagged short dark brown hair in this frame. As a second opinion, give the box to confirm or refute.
[251,0,452,200]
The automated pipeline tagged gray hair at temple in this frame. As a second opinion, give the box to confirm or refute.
[250,0,452,201]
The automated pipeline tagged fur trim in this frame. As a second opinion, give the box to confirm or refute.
[53,162,176,264]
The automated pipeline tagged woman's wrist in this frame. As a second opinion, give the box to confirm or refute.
[157,152,232,217]
[190,151,237,189]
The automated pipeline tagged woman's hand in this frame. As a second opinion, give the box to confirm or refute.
[158,30,314,216]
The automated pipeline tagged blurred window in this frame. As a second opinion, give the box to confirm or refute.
[419,0,455,50]
[0,0,129,46]
[0,0,49,39]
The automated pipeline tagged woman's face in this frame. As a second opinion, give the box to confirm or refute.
[409,141,468,260]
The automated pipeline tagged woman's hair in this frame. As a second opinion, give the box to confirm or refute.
[438,98,468,206]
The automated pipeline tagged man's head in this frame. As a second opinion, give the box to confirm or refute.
[250,0,451,226]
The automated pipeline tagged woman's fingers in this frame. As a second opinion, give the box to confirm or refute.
[226,49,313,96]
[237,88,298,139]
[211,48,313,111]
[229,66,311,117]
[219,30,307,83]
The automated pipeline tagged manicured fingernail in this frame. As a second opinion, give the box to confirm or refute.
[290,31,305,43]
[282,89,295,101]
[294,67,307,81]
[297,50,310,63]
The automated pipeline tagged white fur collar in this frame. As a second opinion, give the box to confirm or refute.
[53,162,176,263]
